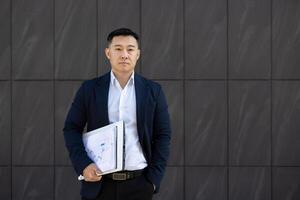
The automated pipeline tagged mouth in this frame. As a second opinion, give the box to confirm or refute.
[119,62,129,65]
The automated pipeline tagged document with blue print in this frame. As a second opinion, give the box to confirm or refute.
[82,120,125,175]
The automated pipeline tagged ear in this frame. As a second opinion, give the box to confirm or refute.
[105,48,110,59]
[136,49,140,60]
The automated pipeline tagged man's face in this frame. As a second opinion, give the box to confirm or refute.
[105,35,140,75]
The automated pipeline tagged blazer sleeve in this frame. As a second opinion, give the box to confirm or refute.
[63,82,93,175]
[146,85,171,193]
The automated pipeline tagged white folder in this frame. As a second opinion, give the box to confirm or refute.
[78,121,125,180]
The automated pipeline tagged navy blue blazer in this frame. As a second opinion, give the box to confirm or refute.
[63,72,171,199]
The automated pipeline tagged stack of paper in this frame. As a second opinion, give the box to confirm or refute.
[82,121,125,175]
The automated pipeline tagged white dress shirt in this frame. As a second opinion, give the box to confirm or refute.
[108,71,147,171]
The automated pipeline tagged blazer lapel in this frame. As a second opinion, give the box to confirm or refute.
[94,72,110,127]
[135,73,148,141]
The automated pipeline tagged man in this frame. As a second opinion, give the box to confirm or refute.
[63,28,171,200]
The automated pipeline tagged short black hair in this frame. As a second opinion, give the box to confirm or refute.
[107,28,139,46]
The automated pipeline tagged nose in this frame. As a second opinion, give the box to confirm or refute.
[121,50,129,59]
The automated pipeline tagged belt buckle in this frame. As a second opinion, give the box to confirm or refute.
[112,173,127,180]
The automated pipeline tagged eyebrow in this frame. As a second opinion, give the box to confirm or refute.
[113,44,137,48]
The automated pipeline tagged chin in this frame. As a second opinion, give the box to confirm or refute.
[116,68,133,74]
[119,66,133,71]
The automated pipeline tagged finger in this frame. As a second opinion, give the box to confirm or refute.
[85,172,96,181]
[86,176,101,182]
[93,171,102,180]
[86,173,102,182]
[85,176,96,182]
[95,171,102,176]
[91,165,101,174]
[95,175,102,181]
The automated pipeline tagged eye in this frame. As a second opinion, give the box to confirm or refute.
[115,48,121,51]
[128,49,134,51]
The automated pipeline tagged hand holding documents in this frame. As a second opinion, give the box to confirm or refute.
[78,121,125,181]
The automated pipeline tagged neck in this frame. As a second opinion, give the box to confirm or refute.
[112,70,133,89]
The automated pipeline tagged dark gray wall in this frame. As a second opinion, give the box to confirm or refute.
[0,0,300,199]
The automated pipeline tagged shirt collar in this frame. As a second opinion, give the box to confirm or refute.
[110,70,135,87]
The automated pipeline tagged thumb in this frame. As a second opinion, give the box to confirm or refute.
[95,169,102,176]
[93,167,102,176]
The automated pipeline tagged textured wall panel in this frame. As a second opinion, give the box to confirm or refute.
[229,81,271,165]
[0,0,11,80]
[185,81,227,165]
[12,81,53,165]
[0,167,11,199]
[141,0,183,79]
[272,0,300,78]
[55,167,81,200]
[229,0,271,79]
[272,81,300,165]
[0,81,11,165]
[229,167,271,200]
[185,0,227,79]
[273,167,300,200]
[12,0,53,79]
[12,167,53,200]
[186,167,227,200]
[55,0,97,79]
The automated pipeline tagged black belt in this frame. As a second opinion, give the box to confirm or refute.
[106,170,144,181]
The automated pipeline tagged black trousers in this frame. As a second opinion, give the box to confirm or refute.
[82,174,154,200]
